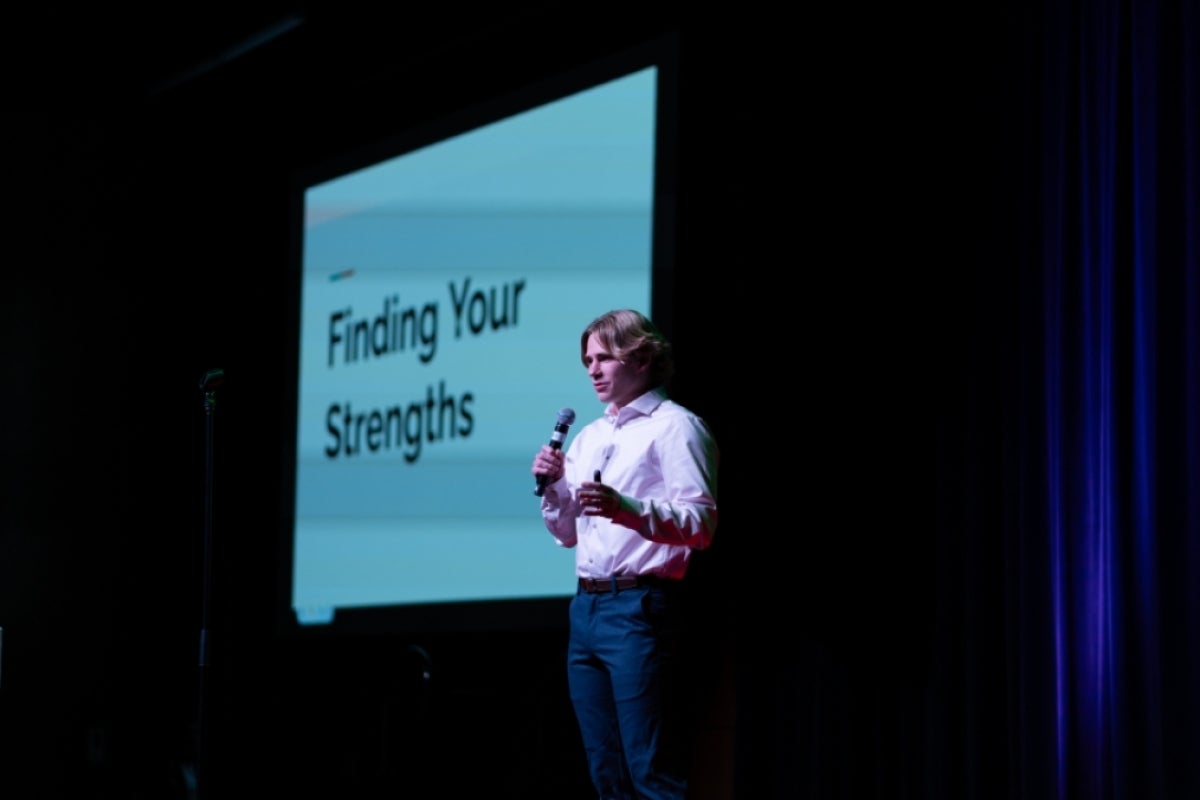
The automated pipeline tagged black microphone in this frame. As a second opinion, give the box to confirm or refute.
[199,368,225,392]
[534,407,576,496]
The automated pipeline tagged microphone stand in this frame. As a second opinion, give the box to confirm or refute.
[195,368,224,800]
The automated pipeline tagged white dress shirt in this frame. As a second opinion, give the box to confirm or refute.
[539,387,719,580]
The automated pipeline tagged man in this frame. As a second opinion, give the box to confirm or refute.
[531,308,719,799]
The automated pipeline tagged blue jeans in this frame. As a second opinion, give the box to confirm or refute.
[567,583,687,800]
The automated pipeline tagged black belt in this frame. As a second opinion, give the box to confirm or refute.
[577,575,677,594]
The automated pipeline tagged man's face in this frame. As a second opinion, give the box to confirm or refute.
[583,333,647,410]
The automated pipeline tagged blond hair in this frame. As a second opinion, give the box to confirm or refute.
[580,309,675,388]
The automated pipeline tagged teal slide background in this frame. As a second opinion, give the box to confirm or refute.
[292,67,657,623]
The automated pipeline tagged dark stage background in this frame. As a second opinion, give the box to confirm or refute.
[3,3,1196,799]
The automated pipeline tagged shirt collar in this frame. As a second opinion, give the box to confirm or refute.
[605,386,668,424]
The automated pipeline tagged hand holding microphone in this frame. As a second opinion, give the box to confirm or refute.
[533,408,575,496]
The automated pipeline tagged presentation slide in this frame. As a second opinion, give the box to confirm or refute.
[290,64,659,626]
